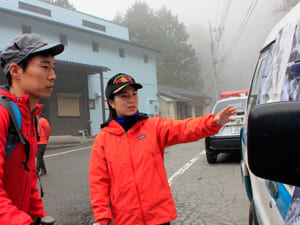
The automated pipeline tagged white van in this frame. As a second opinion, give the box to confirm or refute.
[241,2,300,225]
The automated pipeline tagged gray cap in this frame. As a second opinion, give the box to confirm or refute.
[0,33,64,74]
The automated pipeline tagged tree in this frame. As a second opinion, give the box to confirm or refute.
[114,2,202,89]
[276,0,300,12]
[43,0,75,10]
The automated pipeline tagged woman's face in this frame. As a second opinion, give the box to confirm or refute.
[109,85,139,117]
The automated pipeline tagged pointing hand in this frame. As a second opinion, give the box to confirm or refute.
[213,105,238,126]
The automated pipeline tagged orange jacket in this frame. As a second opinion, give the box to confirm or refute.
[37,117,50,145]
[89,113,221,225]
[0,87,46,224]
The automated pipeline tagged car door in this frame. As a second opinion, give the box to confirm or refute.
[243,42,291,225]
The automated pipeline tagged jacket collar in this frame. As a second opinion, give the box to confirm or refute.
[0,85,42,115]
[102,112,148,135]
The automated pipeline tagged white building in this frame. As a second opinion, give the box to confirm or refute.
[0,0,159,135]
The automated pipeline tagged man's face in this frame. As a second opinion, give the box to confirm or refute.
[18,55,56,101]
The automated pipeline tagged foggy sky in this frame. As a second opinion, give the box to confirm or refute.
[71,0,220,28]
[70,0,286,102]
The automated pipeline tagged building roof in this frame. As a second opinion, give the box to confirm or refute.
[157,85,211,104]
[56,60,110,75]
[0,1,159,53]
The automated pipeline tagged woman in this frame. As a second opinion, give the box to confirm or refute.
[89,73,237,225]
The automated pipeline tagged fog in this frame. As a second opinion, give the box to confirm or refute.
[71,0,286,101]
[71,0,220,27]
[188,0,285,100]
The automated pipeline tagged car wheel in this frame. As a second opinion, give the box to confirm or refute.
[206,152,217,164]
[249,200,258,225]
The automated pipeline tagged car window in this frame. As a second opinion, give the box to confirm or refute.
[262,23,296,103]
[247,44,274,113]
[281,20,300,102]
[213,98,246,114]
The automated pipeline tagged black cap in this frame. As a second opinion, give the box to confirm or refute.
[0,33,64,74]
[105,73,143,99]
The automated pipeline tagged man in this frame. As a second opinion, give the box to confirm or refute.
[0,33,64,224]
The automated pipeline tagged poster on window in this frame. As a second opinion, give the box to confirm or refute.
[262,23,295,103]
[281,20,300,101]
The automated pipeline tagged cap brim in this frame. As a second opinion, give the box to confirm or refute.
[113,83,143,95]
[33,43,64,56]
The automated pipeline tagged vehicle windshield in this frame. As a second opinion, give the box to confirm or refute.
[213,98,246,114]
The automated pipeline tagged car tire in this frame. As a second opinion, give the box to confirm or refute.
[249,200,258,225]
[206,152,217,164]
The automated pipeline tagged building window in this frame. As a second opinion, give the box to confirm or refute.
[60,34,68,46]
[22,25,31,34]
[19,1,51,17]
[92,41,99,52]
[144,54,149,63]
[89,99,96,109]
[57,93,81,117]
[82,20,106,32]
[119,48,125,58]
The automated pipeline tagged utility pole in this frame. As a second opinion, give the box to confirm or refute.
[209,21,219,101]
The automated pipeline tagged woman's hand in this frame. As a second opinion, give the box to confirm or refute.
[213,105,238,126]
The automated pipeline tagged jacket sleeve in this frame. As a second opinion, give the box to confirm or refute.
[0,106,33,225]
[89,134,112,225]
[156,113,222,148]
[27,175,47,220]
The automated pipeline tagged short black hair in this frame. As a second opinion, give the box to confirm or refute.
[6,52,50,86]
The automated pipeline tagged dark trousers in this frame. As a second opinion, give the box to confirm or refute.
[160,223,170,225]
[36,144,47,172]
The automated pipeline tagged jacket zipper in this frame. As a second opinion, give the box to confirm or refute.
[126,132,146,225]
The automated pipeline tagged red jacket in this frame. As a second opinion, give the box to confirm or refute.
[89,113,222,225]
[37,117,50,145]
[0,87,46,225]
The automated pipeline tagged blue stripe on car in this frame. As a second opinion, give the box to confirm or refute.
[266,181,292,219]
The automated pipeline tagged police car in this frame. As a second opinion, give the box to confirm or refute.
[240,2,300,224]
[205,90,247,164]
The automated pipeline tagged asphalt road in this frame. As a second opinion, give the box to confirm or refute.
[40,140,249,225]
[165,141,249,225]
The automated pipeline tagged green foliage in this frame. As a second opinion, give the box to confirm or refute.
[44,0,75,9]
[114,2,202,89]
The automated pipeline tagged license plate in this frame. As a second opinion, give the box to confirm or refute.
[231,127,240,134]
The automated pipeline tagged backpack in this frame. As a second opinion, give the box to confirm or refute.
[0,94,44,197]
[0,94,35,171]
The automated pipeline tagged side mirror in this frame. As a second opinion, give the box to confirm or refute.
[248,101,300,186]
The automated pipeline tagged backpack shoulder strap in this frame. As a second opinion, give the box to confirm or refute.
[35,116,40,142]
[0,94,30,170]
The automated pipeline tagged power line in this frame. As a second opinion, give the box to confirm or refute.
[224,0,258,59]
[213,0,232,52]
[215,0,220,29]
[218,0,232,29]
